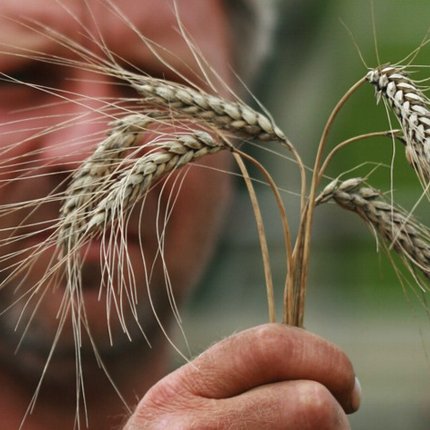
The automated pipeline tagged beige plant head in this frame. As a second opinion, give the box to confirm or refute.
[367,65,430,185]
[317,177,430,283]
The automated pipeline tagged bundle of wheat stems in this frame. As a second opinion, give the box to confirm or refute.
[56,61,430,332]
[2,4,430,428]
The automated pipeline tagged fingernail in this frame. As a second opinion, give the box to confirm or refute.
[351,376,362,411]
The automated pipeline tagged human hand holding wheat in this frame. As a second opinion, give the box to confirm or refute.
[123,324,360,430]
[2,0,430,428]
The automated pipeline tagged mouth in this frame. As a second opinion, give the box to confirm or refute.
[0,225,152,361]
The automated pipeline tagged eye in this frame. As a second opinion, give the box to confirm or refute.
[0,62,65,90]
[0,62,68,112]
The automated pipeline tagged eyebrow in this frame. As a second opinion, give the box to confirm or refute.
[0,36,58,75]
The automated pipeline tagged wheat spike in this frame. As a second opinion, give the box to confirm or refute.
[130,77,286,142]
[87,130,224,231]
[58,113,155,247]
[59,74,289,247]
[61,114,154,217]
[59,130,225,244]
[317,177,430,280]
[367,65,430,182]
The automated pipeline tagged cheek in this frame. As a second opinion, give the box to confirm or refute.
[163,151,233,291]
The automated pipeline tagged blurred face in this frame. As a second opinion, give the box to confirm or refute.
[0,0,233,381]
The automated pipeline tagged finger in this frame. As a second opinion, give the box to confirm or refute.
[211,380,351,430]
[174,324,359,413]
[129,380,351,430]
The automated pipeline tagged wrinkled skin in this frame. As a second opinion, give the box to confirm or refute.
[0,1,360,429]
[125,324,361,430]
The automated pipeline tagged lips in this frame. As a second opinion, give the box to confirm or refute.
[0,175,160,310]
[0,224,151,352]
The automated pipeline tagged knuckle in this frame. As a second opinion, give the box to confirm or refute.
[295,381,348,429]
[252,323,295,354]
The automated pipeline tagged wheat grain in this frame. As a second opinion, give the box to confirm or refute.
[367,65,430,182]
[317,177,430,280]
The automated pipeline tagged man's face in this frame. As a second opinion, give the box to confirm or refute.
[0,0,233,379]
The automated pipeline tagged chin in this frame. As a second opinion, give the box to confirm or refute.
[0,236,172,385]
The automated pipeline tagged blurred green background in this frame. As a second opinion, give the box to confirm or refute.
[174,1,430,429]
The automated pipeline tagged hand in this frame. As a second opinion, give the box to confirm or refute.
[123,323,361,429]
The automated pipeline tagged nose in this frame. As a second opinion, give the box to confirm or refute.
[38,69,120,173]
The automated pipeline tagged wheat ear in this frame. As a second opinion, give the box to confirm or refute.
[60,114,154,215]
[58,113,154,246]
[367,65,430,183]
[317,177,430,281]
[61,130,226,244]
[129,77,286,142]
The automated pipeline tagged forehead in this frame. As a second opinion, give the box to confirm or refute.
[0,0,231,79]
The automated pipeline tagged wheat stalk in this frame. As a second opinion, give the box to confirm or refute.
[317,177,430,281]
[56,66,299,330]
[58,72,297,248]
[367,65,430,183]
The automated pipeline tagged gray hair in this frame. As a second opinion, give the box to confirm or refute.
[224,0,278,84]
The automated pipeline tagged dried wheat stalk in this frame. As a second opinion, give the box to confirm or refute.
[317,177,430,280]
[59,74,294,250]
[367,65,430,182]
